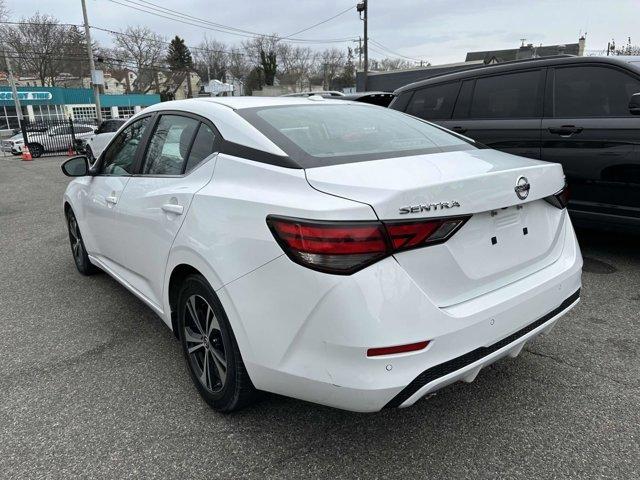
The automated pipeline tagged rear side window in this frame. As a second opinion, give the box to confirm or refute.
[184,123,216,173]
[553,66,640,117]
[406,82,459,120]
[142,115,200,175]
[470,70,542,118]
[389,91,412,112]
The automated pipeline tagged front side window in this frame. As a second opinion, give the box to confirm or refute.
[101,117,150,175]
[141,115,200,175]
[406,82,459,120]
[553,66,640,117]
[470,70,542,119]
[238,103,476,168]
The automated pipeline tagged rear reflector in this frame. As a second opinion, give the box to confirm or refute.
[267,214,470,274]
[367,341,430,357]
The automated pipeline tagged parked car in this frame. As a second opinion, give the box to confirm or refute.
[7,123,97,157]
[390,54,640,233]
[336,91,396,107]
[282,90,345,98]
[61,97,582,412]
[2,132,25,155]
[82,119,127,161]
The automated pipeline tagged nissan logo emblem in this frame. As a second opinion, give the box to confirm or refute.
[515,176,530,200]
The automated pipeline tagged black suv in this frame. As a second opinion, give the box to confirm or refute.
[390,55,640,232]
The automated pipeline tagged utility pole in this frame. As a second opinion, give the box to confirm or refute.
[2,47,23,131]
[357,37,362,70]
[80,0,102,123]
[356,1,368,91]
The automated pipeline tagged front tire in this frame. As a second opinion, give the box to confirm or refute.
[66,208,100,275]
[177,274,259,412]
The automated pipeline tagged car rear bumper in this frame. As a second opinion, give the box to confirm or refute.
[217,213,582,412]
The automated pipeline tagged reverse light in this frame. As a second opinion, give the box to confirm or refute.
[267,214,470,274]
[544,184,570,209]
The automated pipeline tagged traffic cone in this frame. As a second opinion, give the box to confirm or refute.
[67,144,75,156]
[21,145,32,161]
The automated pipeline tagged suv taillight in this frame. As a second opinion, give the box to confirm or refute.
[544,184,570,209]
[267,215,470,275]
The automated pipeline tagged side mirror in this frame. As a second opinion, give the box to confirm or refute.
[629,93,640,115]
[61,155,91,177]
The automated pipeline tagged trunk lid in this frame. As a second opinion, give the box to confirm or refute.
[306,149,567,307]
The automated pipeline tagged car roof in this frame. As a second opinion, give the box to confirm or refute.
[185,96,351,110]
[340,92,395,100]
[394,55,640,94]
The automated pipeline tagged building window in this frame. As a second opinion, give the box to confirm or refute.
[33,105,65,121]
[118,106,135,118]
[1,105,29,130]
[72,106,97,121]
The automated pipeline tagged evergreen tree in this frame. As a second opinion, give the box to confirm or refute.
[167,35,193,70]
[166,35,194,97]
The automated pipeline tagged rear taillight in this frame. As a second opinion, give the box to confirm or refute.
[267,215,470,274]
[544,184,570,209]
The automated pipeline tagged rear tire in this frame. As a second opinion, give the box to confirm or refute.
[29,143,44,158]
[177,274,259,412]
[66,208,100,275]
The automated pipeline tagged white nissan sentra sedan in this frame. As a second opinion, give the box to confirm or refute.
[61,97,582,413]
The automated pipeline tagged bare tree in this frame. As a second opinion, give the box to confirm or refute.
[193,37,228,82]
[369,57,417,72]
[242,34,281,86]
[227,47,250,81]
[612,37,640,56]
[289,46,317,91]
[319,48,345,89]
[114,25,166,92]
[3,13,68,86]
[0,0,9,21]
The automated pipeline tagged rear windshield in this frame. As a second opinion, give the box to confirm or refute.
[237,103,477,168]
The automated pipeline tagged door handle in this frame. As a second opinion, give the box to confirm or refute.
[451,126,467,134]
[105,195,118,205]
[161,203,184,215]
[548,125,583,137]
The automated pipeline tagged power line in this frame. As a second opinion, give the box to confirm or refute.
[282,4,356,40]
[107,0,356,44]
[369,38,427,62]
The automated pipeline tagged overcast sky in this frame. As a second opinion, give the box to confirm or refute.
[9,0,639,65]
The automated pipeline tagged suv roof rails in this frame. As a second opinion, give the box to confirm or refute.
[481,54,576,68]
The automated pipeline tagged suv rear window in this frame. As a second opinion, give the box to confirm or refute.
[470,70,542,118]
[238,103,477,168]
[406,82,459,120]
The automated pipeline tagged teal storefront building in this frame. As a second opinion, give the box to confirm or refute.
[0,86,160,130]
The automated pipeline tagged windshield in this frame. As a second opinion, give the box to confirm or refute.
[237,103,477,168]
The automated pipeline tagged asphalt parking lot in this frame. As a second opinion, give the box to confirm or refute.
[1,154,638,479]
